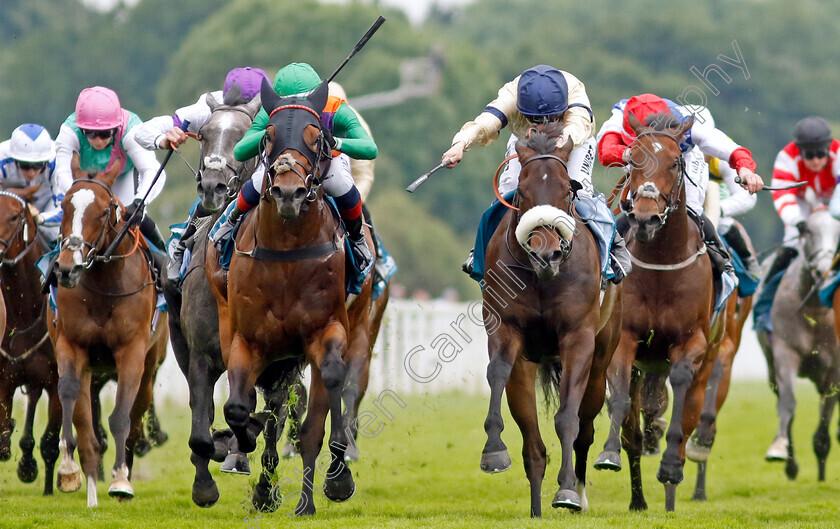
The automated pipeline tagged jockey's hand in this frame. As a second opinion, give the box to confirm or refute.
[555,132,571,150]
[737,167,765,194]
[123,198,145,225]
[796,220,809,236]
[443,141,466,168]
[27,203,40,220]
[321,127,338,150]
[160,127,189,150]
[622,147,632,164]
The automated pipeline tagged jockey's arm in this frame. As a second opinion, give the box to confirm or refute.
[690,122,762,192]
[135,92,217,150]
[716,157,757,218]
[52,124,80,203]
[234,109,269,162]
[123,127,166,204]
[560,71,595,148]
[595,104,628,166]
[771,149,807,226]
[332,103,377,160]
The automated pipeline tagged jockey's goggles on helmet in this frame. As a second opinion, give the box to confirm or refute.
[81,128,116,140]
[16,161,47,172]
[802,148,829,160]
[523,113,563,125]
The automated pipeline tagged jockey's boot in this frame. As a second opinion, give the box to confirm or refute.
[609,232,632,284]
[138,215,168,283]
[722,224,760,278]
[209,200,244,254]
[765,246,798,281]
[165,205,210,286]
[462,248,475,276]
[345,216,374,277]
[696,213,737,287]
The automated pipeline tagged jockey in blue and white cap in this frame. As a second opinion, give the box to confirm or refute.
[134,66,270,285]
[442,64,631,283]
[0,124,62,243]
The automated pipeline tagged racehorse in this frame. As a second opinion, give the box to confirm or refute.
[686,220,754,500]
[759,206,840,481]
[50,156,168,506]
[0,186,61,495]
[594,112,725,511]
[207,78,373,516]
[479,124,621,517]
[161,91,274,507]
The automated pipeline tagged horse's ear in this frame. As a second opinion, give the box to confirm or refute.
[557,136,574,161]
[627,112,646,136]
[260,77,282,115]
[70,152,88,181]
[244,94,262,118]
[674,115,695,138]
[307,80,329,115]
[205,91,221,112]
[96,157,122,188]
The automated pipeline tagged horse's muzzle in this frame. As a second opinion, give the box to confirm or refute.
[270,184,308,219]
[627,212,664,242]
[197,178,228,213]
[56,263,82,289]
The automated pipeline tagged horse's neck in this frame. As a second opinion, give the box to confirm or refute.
[1,227,45,331]
[636,206,698,258]
[790,257,819,301]
[255,199,336,248]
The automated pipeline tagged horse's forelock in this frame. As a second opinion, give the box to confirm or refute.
[523,122,564,155]
[644,111,682,132]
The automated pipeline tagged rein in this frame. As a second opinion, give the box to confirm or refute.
[620,130,687,225]
[194,105,257,197]
[0,191,39,267]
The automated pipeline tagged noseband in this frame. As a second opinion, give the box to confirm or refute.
[619,130,687,226]
[0,190,38,267]
[195,105,257,198]
[60,179,126,269]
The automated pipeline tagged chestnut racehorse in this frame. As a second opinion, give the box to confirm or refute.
[594,113,725,511]
[208,79,372,516]
[50,157,168,506]
[479,124,621,517]
[0,186,61,494]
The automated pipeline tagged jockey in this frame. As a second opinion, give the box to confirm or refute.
[328,81,375,202]
[209,62,378,276]
[134,67,270,284]
[597,94,764,287]
[755,116,840,331]
[0,124,62,244]
[443,64,632,283]
[48,86,169,284]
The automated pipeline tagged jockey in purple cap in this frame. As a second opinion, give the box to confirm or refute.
[135,66,270,284]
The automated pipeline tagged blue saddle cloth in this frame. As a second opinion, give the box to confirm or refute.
[753,269,785,333]
[219,197,371,296]
[721,237,759,298]
[471,191,615,285]
[819,270,840,308]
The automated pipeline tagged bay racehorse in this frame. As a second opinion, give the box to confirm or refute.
[161,91,276,507]
[0,186,61,494]
[207,78,373,516]
[50,156,168,506]
[479,124,621,517]
[594,112,725,511]
[760,206,840,481]
[686,220,755,500]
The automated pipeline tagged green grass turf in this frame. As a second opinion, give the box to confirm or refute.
[1,381,839,528]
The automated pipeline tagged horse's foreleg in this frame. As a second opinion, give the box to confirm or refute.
[91,377,109,481]
[107,341,147,501]
[253,386,286,512]
[283,379,307,458]
[625,366,646,511]
[688,357,725,467]
[596,331,638,472]
[766,342,801,474]
[342,322,371,463]
[814,385,839,481]
[16,388,41,483]
[41,382,62,496]
[188,360,224,507]
[294,367,330,517]
[55,337,85,494]
[71,369,99,507]
[481,329,521,474]
[0,383,14,461]
[505,357,545,518]
[640,373,668,456]
[223,333,261,454]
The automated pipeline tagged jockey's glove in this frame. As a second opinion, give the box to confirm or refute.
[123,198,145,225]
[321,127,337,150]
[796,220,809,236]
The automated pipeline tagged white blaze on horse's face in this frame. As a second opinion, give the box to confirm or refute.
[69,189,95,266]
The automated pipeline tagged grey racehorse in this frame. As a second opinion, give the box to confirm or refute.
[163,92,302,510]
[757,207,840,481]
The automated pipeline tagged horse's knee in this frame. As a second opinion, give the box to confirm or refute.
[486,355,514,384]
[58,376,81,402]
[321,350,346,391]
[669,362,694,389]
[108,413,131,437]
[814,429,831,458]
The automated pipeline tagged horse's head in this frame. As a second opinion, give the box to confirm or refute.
[258,78,331,220]
[622,112,694,242]
[800,207,840,277]
[196,92,262,212]
[55,155,121,288]
[0,186,39,264]
[513,123,576,280]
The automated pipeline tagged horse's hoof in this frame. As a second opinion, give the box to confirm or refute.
[220,453,250,475]
[57,470,82,492]
[344,443,360,462]
[551,489,582,511]
[134,438,153,458]
[294,498,316,516]
[151,430,169,447]
[192,479,220,508]
[656,464,684,485]
[17,456,39,483]
[480,449,511,473]
[594,451,622,471]
[253,484,279,512]
[281,442,300,459]
[629,500,648,511]
[765,437,789,461]
[686,439,711,462]
[0,447,10,461]
[324,468,356,503]
[692,490,707,502]
[107,478,134,499]
[785,458,799,480]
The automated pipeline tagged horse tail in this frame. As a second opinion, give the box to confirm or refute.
[256,357,307,415]
[538,358,563,409]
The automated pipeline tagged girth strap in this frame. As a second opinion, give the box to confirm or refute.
[236,235,344,262]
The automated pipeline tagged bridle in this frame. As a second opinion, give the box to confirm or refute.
[619,130,687,226]
[0,191,39,268]
[194,105,257,198]
[59,179,139,269]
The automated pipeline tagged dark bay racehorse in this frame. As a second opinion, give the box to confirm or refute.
[686,220,754,500]
[0,186,61,494]
[161,92,269,507]
[760,207,840,481]
[50,157,168,506]
[208,79,371,516]
[479,124,621,517]
[594,113,725,511]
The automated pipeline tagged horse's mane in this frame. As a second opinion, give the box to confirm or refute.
[644,111,682,132]
[522,122,564,155]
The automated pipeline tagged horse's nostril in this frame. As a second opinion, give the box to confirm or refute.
[293,187,307,201]
[270,186,283,201]
[214,183,228,195]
